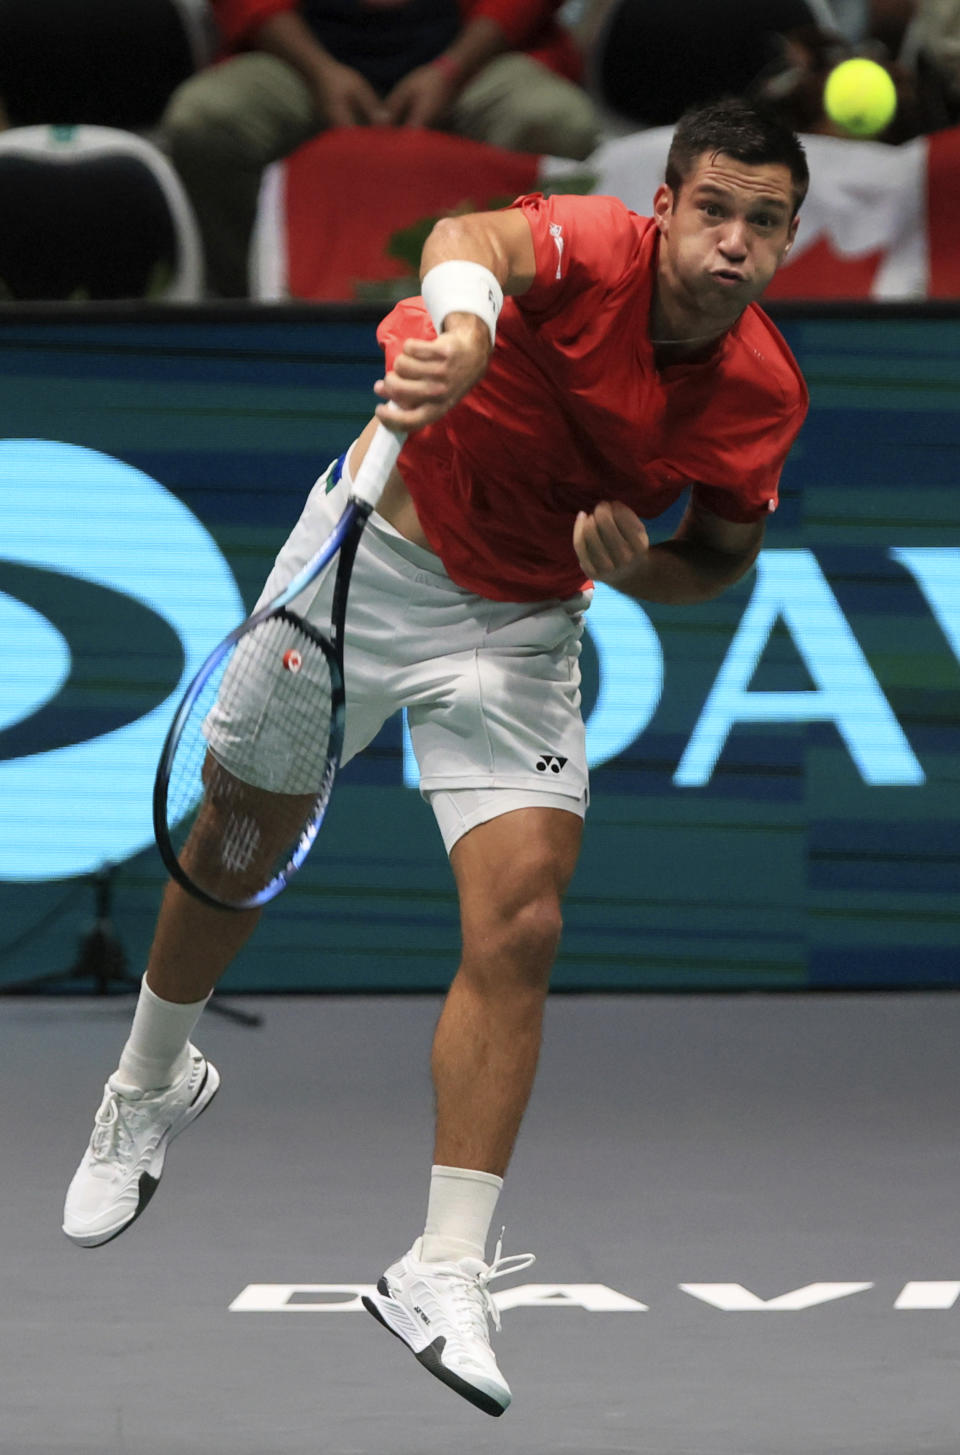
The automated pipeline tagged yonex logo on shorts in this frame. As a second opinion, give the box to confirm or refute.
[536,754,568,774]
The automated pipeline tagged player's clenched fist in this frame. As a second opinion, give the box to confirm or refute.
[573,499,650,585]
[374,315,492,431]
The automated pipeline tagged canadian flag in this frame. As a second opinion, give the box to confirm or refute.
[252,129,539,302]
[253,123,960,301]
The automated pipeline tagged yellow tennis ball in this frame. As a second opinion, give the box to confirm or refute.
[823,58,897,138]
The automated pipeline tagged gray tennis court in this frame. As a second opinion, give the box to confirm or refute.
[5,991,960,1455]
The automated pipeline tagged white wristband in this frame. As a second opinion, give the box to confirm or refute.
[421,260,503,348]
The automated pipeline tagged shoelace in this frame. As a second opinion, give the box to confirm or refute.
[89,1084,154,1168]
[89,1090,129,1165]
[89,1068,189,1167]
[443,1230,536,1338]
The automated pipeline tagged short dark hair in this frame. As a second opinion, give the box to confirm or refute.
[665,96,809,214]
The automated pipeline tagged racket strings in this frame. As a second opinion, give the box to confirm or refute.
[165,612,338,902]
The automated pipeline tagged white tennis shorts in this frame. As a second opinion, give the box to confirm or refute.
[212,451,591,854]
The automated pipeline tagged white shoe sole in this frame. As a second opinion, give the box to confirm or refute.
[362,1281,510,1417]
[63,1060,221,1249]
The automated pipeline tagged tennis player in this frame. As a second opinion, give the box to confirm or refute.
[64,96,809,1417]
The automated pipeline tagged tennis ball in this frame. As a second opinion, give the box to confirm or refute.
[823,58,897,138]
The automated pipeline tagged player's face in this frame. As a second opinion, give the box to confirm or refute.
[653,152,799,325]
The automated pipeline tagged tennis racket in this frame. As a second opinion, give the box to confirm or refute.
[153,424,405,911]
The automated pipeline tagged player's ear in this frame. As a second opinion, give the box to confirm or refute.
[781,212,800,260]
[653,183,674,234]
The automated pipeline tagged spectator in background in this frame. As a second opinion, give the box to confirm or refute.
[580,0,956,143]
[580,0,816,130]
[164,0,601,297]
[579,1,928,130]
[898,0,960,127]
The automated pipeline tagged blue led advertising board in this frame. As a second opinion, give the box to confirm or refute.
[0,306,957,991]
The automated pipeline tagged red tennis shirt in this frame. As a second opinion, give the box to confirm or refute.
[377,192,808,603]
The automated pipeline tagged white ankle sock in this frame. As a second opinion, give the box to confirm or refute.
[421,1164,504,1264]
[115,975,211,1092]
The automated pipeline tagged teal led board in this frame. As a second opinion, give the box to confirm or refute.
[0,306,957,991]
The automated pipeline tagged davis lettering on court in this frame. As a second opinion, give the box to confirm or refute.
[230,1281,960,1313]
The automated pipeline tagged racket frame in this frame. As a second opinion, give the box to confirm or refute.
[153,425,403,910]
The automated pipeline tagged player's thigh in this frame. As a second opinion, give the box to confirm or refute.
[451,800,583,914]
[412,589,590,944]
[450,803,583,972]
[163,52,322,167]
[203,622,338,793]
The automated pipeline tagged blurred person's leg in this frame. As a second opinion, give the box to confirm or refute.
[161,53,322,297]
[450,53,601,161]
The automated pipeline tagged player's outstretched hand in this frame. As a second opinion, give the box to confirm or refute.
[374,315,492,431]
[574,500,650,585]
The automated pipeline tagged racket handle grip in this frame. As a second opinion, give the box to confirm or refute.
[350,423,406,509]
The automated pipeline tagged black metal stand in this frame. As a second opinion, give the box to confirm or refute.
[0,866,262,1027]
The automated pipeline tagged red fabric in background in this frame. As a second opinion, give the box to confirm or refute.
[926,126,960,297]
[282,127,538,300]
[763,237,887,300]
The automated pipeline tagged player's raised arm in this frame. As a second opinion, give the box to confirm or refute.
[374,208,536,432]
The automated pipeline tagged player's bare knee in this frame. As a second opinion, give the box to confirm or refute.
[508,893,563,966]
[463,893,563,989]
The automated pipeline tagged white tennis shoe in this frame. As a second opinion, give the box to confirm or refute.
[62,1045,219,1248]
[362,1233,535,1416]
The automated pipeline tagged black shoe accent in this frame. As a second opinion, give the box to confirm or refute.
[415,1337,506,1418]
[361,1299,506,1418]
[189,1064,209,1107]
[138,1171,159,1213]
[362,1294,397,1336]
[81,1171,159,1249]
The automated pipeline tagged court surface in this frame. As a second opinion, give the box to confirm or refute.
[5,991,960,1455]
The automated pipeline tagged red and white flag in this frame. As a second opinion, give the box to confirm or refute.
[253,123,960,301]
